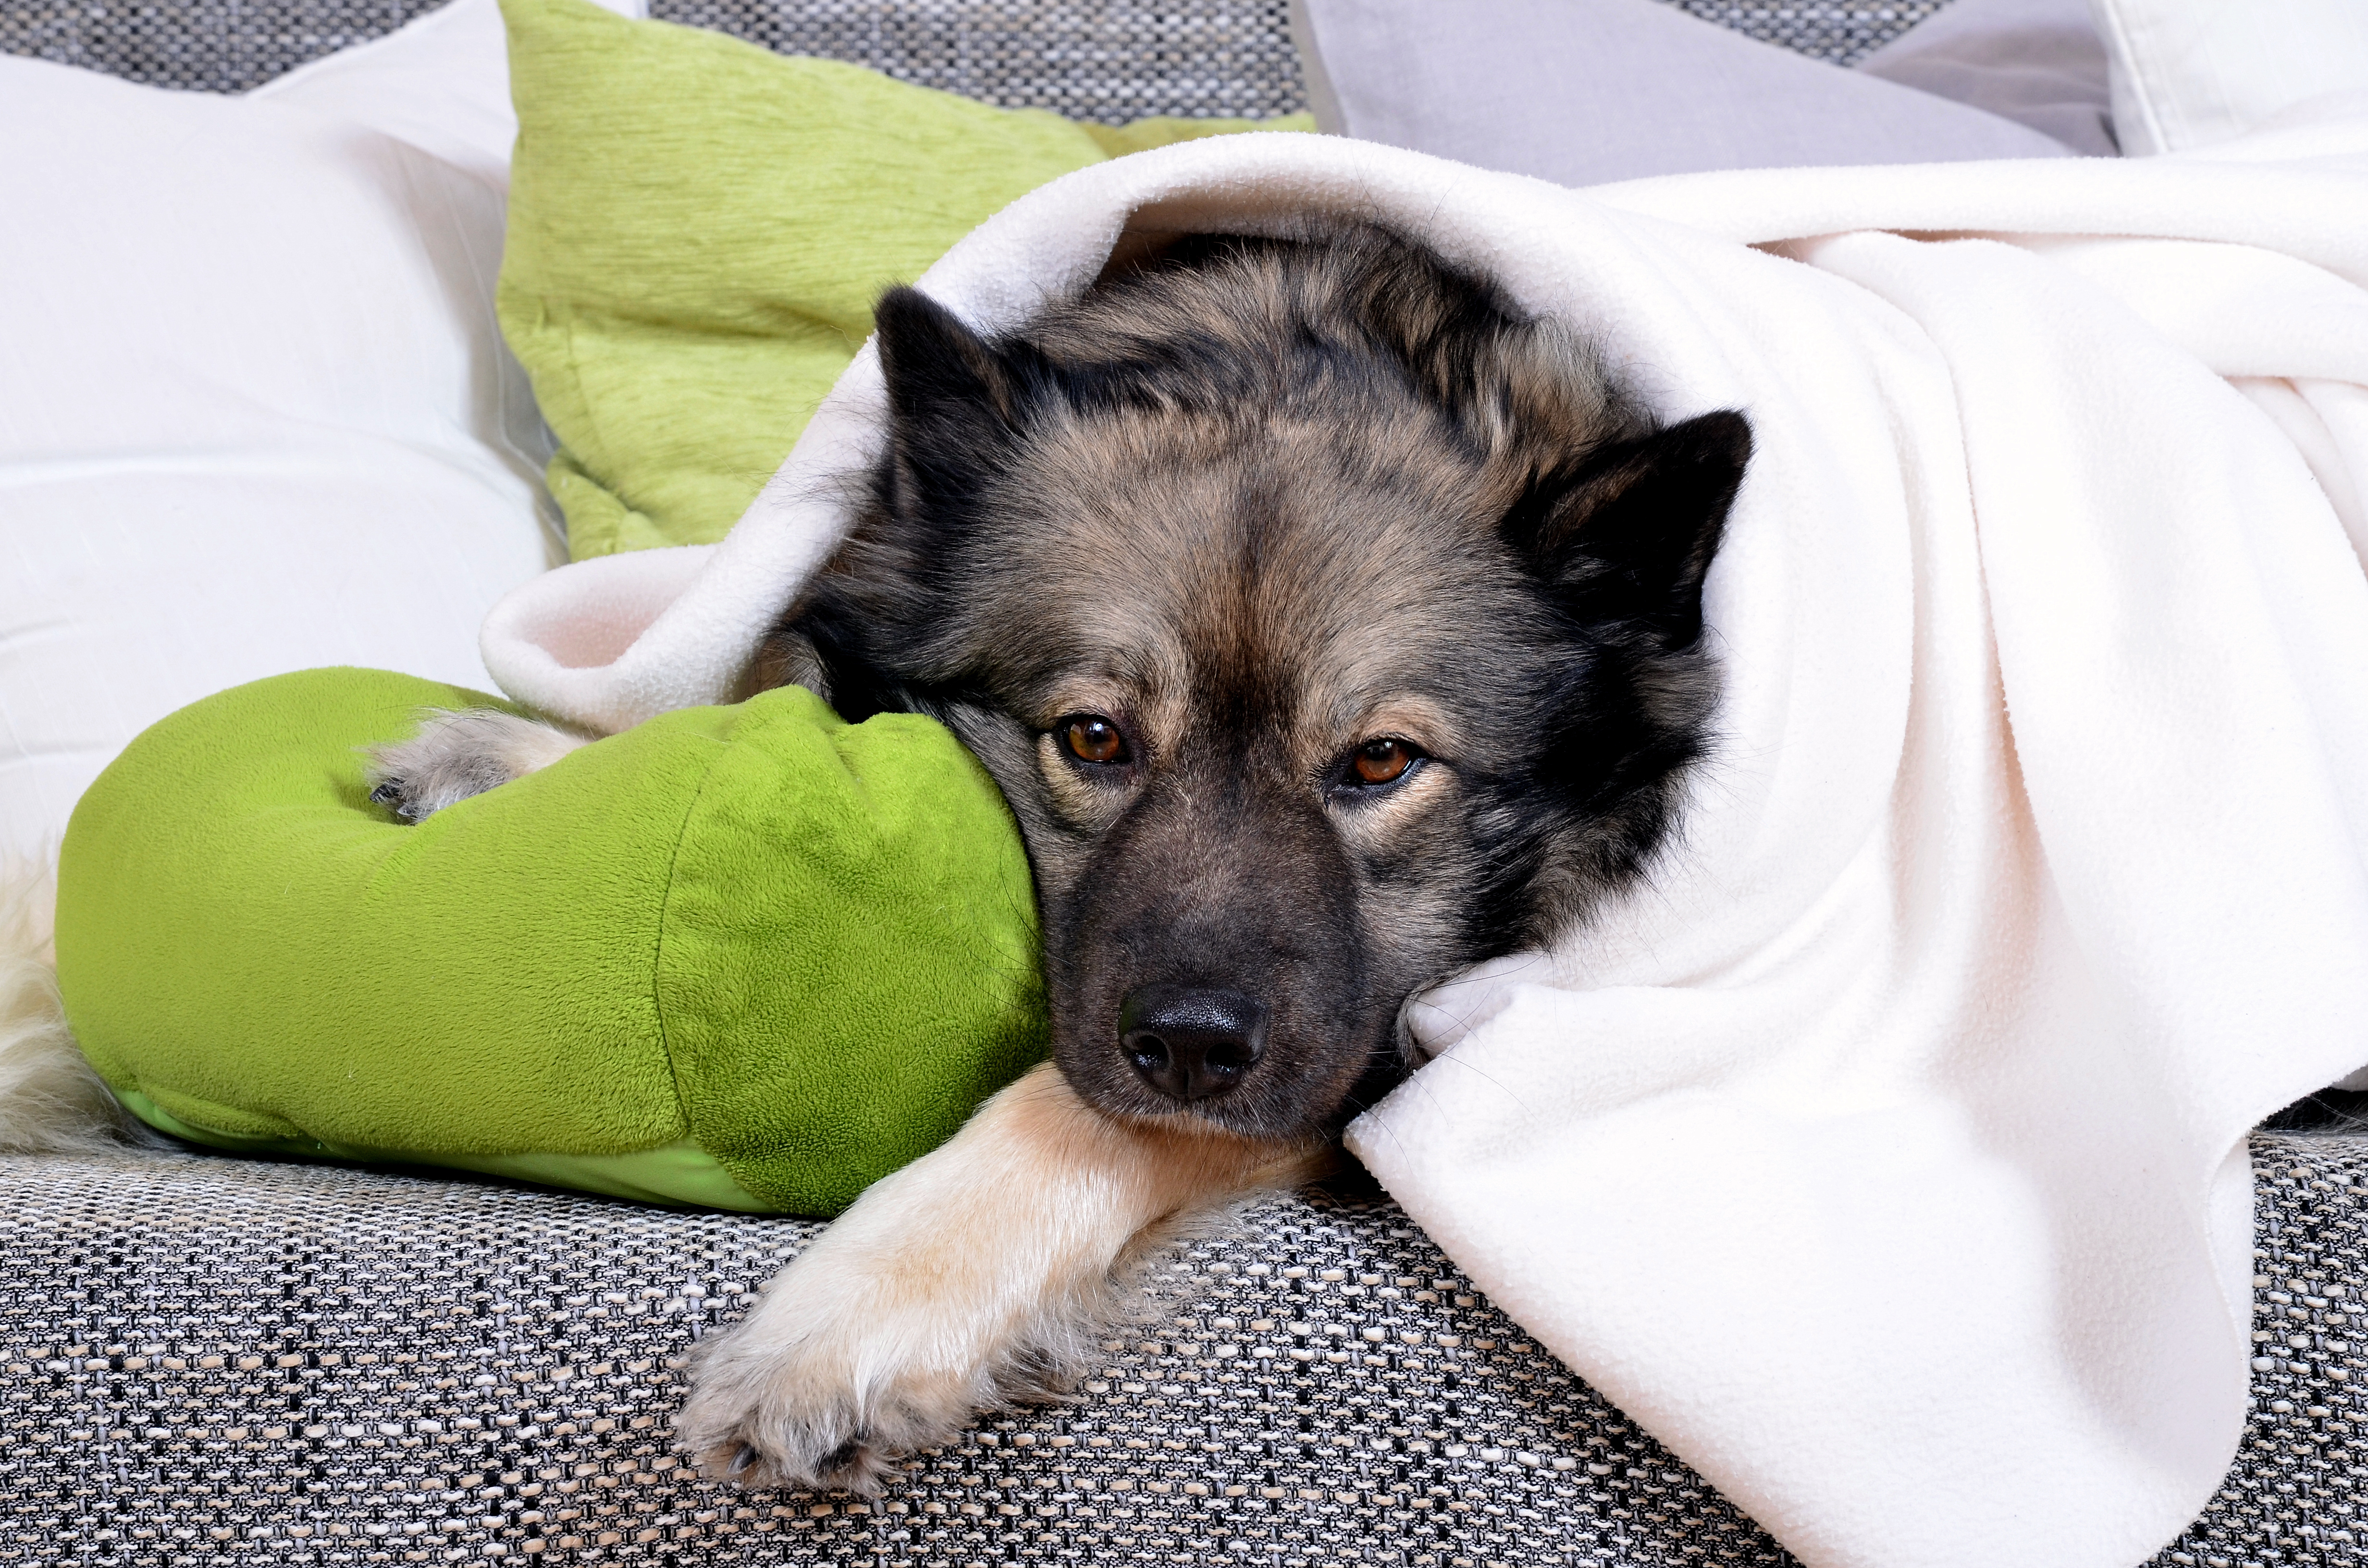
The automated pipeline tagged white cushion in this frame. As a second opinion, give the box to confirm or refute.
[2089,0,2368,155]
[1286,0,2080,189]
[0,0,638,866]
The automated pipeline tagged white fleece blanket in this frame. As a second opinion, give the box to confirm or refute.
[481,109,2368,1568]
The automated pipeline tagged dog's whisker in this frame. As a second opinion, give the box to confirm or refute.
[1418,1052,1531,1113]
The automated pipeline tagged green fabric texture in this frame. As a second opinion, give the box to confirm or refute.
[496,0,1313,561]
[55,668,1048,1216]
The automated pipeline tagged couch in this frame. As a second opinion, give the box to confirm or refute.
[2,3,2362,1565]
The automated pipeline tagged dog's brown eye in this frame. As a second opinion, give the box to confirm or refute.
[1350,738,1418,786]
[1062,715,1128,766]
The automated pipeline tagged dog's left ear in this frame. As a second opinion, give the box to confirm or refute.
[1520,410,1752,650]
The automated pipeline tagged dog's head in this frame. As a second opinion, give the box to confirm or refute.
[777,232,1750,1140]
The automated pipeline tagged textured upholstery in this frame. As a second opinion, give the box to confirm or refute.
[3,1137,2366,1566]
[0,0,1946,104]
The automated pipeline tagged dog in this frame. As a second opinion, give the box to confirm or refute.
[29,226,1751,1494]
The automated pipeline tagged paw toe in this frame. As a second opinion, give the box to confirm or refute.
[366,780,419,821]
[681,1409,900,1496]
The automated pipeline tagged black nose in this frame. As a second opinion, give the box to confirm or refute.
[1118,984,1270,1102]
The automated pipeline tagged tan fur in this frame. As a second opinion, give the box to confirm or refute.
[674,1062,1324,1493]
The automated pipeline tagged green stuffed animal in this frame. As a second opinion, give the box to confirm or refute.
[53,667,1048,1216]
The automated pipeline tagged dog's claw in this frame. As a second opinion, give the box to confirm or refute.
[669,1072,1179,1501]
[673,1268,1002,1497]
[677,1385,908,1496]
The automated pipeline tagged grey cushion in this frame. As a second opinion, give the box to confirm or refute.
[3,1136,2365,1565]
[1856,0,2119,157]
[1290,0,2080,190]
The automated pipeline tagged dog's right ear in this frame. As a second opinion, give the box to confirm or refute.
[872,286,1039,521]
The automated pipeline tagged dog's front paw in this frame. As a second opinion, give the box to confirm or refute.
[363,709,588,821]
[668,1064,1301,1496]
[675,1259,1060,1495]
[676,1317,979,1494]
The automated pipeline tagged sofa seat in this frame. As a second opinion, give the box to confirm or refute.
[4,1137,2364,1566]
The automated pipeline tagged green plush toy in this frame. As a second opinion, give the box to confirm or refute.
[53,668,1048,1216]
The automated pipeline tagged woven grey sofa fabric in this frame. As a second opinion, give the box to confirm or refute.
[0,0,450,92]
[1658,2,1949,66]
[4,1136,2366,1568]
[5,0,2359,1563]
[648,0,1309,122]
[0,0,1949,101]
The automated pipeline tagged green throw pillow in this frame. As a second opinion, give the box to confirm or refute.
[499,0,1314,560]
[53,668,1048,1217]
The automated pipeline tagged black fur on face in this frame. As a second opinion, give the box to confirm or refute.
[759,228,1751,1140]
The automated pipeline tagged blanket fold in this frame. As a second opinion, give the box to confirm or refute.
[480,120,2368,1568]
